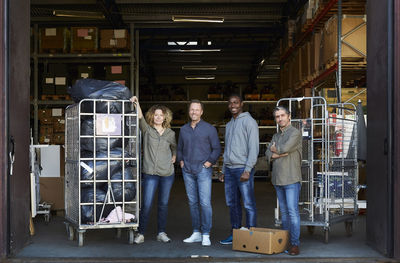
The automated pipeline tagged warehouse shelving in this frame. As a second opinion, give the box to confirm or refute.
[280,0,366,104]
[30,24,138,144]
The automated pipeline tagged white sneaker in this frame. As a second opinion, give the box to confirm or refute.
[183,232,202,243]
[134,233,144,244]
[202,234,211,246]
[157,232,171,243]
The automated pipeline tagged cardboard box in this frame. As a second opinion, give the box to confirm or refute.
[71,27,98,53]
[39,27,67,53]
[100,29,129,50]
[40,125,53,136]
[52,133,65,145]
[105,65,129,80]
[38,109,52,119]
[53,118,65,133]
[233,228,289,255]
[39,176,65,211]
[39,135,52,144]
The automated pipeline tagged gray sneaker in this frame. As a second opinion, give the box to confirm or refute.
[157,232,171,243]
[134,233,144,244]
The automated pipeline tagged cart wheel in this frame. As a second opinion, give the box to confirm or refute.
[78,231,84,247]
[307,226,315,235]
[324,229,329,244]
[345,221,353,237]
[128,229,134,245]
[116,228,122,239]
[68,225,75,241]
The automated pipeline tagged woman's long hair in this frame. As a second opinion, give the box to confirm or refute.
[145,105,173,129]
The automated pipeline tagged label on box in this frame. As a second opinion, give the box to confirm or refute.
[114,29,125,38]
[45,77,54,84]
[77,28,89,37]
[84,36,92,40]
[52,108,63,117]
[95,114,121,136]
[55,77,66,85]
[111,66,122,74]
[110,39,117,46]
[45,28,57,36]
[81,73,89,78]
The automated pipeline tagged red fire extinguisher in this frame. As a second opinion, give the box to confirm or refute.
[335,130,343,156]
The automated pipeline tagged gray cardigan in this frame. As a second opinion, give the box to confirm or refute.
[140,117,177,176]
[265,125,302,185]
[223,112,259,173]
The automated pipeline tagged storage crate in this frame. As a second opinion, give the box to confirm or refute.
[65,99,139,246]
[71,27,98,53]
[100,29,129,51]
[39,27,68,53]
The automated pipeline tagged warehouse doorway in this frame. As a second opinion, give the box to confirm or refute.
[0,0,400,260]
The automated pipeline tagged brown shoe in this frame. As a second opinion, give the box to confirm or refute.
[288,245,300,256]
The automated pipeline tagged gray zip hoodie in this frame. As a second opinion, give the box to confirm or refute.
[223,112,259,173]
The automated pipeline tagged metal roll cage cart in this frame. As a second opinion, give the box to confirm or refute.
[64,99,140,246]
[274,96,359,243]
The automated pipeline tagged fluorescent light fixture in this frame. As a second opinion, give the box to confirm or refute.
[182,65,217,70]
[172,15,224,23]
[176,49,221,52]
[185,75,215,80]
[168,41,198,46]
[53,10,105,19]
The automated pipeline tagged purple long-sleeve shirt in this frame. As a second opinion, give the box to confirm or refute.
[177,119,221,175]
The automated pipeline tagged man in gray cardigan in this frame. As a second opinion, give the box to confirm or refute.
[219,94,259,245]
[265,106,302,256]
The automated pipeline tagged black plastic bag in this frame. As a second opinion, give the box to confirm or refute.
[80,159,122,186]
[111,167,136,202]
[81,187,107,224]
[80,137,122,153]
[69,78,131,102]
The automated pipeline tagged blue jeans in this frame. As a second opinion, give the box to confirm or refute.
[182,167,213,235]
[138,173,175,235]
[274,182,301,246]
[224,167,257,229]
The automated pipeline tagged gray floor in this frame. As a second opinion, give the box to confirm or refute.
[15,176,386,262]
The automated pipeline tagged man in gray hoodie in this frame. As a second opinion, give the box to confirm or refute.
[219,94,259,245]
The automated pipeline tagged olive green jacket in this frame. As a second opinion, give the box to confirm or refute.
[265,124,302,186]
[140,117,177,176]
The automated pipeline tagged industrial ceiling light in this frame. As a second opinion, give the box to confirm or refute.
[182,66,217,70]
[185,75,215,80]
[176,49,221,52]
[172,15,224,23]
[53,10,105,19]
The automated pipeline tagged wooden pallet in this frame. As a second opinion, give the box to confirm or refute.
[41,94,72,101]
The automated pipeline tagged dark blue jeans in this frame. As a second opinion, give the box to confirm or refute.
[138,173,175,235]
[182,167,213,235]
[274,182,301,246]
[224,167,257,229]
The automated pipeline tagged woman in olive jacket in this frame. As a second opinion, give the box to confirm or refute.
[130,96,177,244]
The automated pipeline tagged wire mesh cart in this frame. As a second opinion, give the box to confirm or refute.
[65,99,140,246]
[274,97,359,243]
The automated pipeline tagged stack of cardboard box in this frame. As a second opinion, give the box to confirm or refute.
[39,108,65,145]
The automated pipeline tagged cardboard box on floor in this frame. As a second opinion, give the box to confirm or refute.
[233,228,289,255]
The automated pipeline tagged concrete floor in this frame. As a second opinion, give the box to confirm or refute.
[14,176,388,262]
